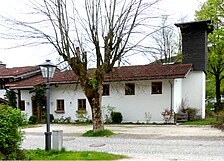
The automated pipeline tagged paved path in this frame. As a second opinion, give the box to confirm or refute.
[22,124,224,161]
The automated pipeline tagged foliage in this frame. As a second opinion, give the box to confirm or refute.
[82,129,114,137]
[29,85,46,108]
[24,149,125,160]
[75,111,90,123]
[111,112,123,124]
[103,104,116,123]
[217,110,224,122]
[4,90,17,108]
[53,116,72,123]
[180,107,198,121]
[50,114,54,123]
[0,104,27,160]
[29,115,37,124]
[206,74,217,99]
[205,102,216,118]
[88,77,98,91]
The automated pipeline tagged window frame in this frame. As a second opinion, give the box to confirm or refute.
[102,84,110,96]
[125,83,135,95]
[56,99,65,112]
[78,99,86,111]
[151,82,162,94]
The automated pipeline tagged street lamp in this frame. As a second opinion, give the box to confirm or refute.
[39,60,56,151]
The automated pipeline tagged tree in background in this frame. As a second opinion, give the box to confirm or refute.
[4,90,17,108]
[195,0,224,115]
[149,15,180,64]
[0,0,160,131]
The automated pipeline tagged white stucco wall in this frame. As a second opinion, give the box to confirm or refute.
[182,71,206,118]
[20,80,172,123]
[20,90,33,117]
[0,89,6,99]
[50,84,92,121]
[102,80,172,123]
[19,71,206,122]
[173,78,183,112]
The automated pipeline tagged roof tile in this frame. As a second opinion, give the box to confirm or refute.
[6,63,192,89]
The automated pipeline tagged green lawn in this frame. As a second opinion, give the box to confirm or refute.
[24,149,126,160]
[82,129,114,137]
[181,117,219,125]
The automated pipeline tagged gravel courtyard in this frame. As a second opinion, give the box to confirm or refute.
[22,124,224,161]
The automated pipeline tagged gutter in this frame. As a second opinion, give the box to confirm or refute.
[169,80,173,122]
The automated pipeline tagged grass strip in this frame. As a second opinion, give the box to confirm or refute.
[24,149,126,160]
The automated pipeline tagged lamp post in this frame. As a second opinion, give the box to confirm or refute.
[39,60,56,151]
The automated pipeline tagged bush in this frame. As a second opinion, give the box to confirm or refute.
[181,107,198,121]
[29,115,37,124]
[0,104,27,160]
[50,114,54,123]
[111,112,123,124]
[218,110,224,122]
[103,104,116,123]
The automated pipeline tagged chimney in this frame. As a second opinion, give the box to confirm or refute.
[175,20,213,72]
[0,61,6,69]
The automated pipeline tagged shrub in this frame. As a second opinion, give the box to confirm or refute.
[181,107,198,121]
[111,112,123,124]
[103,104,116,123]
[50,114,54,123]
[0,104,27,160]
[76,111,89,123]
[218,110,224,122]
[29,115,37,124]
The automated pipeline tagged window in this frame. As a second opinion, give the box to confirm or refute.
[151,82,162,94]
[103,84,110,96]
[125,83,135,95]
[78,99,86,111]
[56,99,64,111]
[19,100,25,111]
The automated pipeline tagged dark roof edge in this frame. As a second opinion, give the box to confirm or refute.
[174,20,213,33]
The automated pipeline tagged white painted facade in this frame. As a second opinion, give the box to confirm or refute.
[0,89,6,99]
[18,70,206,123]
[182,71,206,118]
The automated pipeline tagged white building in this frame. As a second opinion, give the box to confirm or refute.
[3,20,212,123]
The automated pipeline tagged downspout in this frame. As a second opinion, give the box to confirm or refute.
[169,80,173,121]
[17,89,21,109]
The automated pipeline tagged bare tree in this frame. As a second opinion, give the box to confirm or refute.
[0,0,160,131]
[149,15,180,64]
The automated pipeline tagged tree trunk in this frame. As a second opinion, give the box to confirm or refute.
[37,107,41,123]
[215,74,221,121]
[86,81,104,132]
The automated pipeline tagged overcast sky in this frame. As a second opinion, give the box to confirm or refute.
[0,0,206,68]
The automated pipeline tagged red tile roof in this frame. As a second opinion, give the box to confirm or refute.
[0,66,40,78]
[6,63,192,89]
[106,63,192,81]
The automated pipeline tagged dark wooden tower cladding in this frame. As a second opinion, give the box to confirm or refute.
[175,20,213,72]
